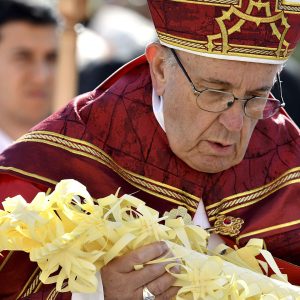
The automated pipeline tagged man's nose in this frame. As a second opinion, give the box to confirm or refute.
[31,62,53,84]
[218,100,244,132]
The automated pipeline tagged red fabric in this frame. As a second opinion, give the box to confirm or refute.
[148,0,300,62]
[274,258,300,285]
[0,55,299,297]
[0,251,38,300]
[0,175,48,208]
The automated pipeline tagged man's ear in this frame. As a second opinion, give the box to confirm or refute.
[146,43,168,96]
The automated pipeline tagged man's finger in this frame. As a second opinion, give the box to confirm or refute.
[142,268,177,296]
[133,254,178,288]
[112,241,169,273]
[156,286,180,300]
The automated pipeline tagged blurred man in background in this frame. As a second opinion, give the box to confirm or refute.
[0,0,58,152]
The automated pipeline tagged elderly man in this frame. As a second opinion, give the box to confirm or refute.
[0,0,300,299]
[0,0,58,152]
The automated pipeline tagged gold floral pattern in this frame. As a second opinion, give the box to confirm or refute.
[210,215,244,237]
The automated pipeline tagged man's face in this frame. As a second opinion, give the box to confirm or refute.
[0,21,57,127]
[148,45,281,173]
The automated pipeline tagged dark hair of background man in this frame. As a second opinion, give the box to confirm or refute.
[0,0,58,32]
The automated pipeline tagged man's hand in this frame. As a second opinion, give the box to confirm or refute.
[101,241,179,299]
[58,0,88,26]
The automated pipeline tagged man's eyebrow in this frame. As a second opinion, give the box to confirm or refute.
[249,85,273,93]
[11,47,32,53]
[200,77,273,93]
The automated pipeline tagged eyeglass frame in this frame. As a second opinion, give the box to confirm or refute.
[169,48,285,119]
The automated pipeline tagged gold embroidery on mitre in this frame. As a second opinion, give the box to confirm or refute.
[163,206,193,225]
[210,215,244,237]
[278,0,300,13]
[207,0,291,59]
[172,0,241,7]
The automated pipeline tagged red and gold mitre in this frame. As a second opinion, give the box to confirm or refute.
[147,0,300,64]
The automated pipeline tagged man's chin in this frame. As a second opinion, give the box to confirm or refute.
[186,157,240,173]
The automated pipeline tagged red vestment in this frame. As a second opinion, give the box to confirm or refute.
[0,55,300,299]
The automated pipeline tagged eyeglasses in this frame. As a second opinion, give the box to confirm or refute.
[170,48,285,120]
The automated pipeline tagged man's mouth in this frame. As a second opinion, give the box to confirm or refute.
[28,90,48,99]
[206,140,234,155]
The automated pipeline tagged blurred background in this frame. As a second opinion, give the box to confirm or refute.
[48,0,156,101]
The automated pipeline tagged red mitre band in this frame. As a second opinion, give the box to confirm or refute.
[147,0,300,64]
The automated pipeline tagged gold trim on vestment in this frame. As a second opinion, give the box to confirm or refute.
[4,163,197,213]
[206,167,300,221]
[0,166,57,185]
[16,267,41,299]
[208,178,300,221]
[34,281,43,294]
[236,219,300,244]
[22,270,42,298]
[0,250,13,272]
[46,287,58,300]
[46,283,67,300]
[207,167,300,208]
[13,131,200,212]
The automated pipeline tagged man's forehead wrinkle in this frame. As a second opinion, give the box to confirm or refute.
[200,77,232,87]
